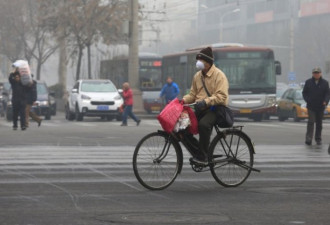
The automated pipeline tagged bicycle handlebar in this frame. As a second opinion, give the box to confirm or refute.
[183,103,196,107]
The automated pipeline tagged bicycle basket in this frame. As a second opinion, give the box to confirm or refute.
[157,98,183,133]
[184,106,198,134]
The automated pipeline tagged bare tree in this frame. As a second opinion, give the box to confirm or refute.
[0,0,59,80]
[0,0,25,61]
[47,0,128,81]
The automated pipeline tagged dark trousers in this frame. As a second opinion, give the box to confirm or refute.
[122,105,139,124]
[196,109,217,155]
[306,109,324,143]
[12,101,26,128]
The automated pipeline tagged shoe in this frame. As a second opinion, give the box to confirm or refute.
[13,126,18,130]
[136,120,141,126]
[38,120,42,127]
[316,141,322,146]
[120,123,127,126]
[305,141,311,146]
[190,156,208,165]
[21,127,26,131]
[190,152,207,164]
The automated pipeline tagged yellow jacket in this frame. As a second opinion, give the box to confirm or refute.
[183,64,229,106]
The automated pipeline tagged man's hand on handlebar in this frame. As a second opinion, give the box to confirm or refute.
[195,100,206,111]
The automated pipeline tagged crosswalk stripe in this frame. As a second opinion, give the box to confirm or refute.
[0,145,329,185]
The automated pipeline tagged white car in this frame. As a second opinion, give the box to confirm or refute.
[65,79,123,121]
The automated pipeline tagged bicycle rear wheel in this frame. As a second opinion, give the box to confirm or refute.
[133,132,180,190]
[209,129,254,187]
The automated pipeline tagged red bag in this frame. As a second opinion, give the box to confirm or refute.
[119,104,124,113]
[157,98,183,133]
[184,106,199,134]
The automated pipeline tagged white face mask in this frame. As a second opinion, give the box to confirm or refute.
[196,60,205,70]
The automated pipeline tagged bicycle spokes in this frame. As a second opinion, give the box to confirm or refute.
[209,129,254,187]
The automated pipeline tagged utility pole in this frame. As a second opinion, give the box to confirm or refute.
[128,0,143,112]
[289,0,296,74]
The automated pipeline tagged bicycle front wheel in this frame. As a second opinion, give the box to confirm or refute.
[133,132,180,190]
[209,129,254,187]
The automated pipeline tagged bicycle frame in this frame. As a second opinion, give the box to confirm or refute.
[156,130,184,174]
[155,124,258,174]
[212,126,260,172]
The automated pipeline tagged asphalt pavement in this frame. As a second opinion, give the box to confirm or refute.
[0,114,330,225]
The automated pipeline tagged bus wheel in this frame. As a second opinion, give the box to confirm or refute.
[252,114,262,122]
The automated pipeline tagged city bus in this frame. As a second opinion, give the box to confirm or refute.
[100,52,163,113]
[162,43,281,121]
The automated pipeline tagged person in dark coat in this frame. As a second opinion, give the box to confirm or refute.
[25,79,42,127]
[8,69,27,130]
[302,67,330,145]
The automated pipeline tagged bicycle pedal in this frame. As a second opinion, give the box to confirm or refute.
[189,157,208,166]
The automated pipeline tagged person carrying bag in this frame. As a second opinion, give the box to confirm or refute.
[182,46,230,163]
[200,75,234,128]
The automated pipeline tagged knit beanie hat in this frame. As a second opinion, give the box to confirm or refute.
[196,47,214,65]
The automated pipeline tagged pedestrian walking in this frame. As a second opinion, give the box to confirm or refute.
[25,79,42,128]
[302,67,330,145]
[120,82,141,126]
[159,76,180,104]
[8,68,27,130]
[182,47,229,163]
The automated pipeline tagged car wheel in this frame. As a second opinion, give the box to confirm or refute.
[45,109,51,120]
[65,105,75,121]
[52,105,57,116]
[252,114,262,122]
[116,113,122,121]
[278,109,286,122]
[75,105,83,121]
[293,108,300,122]
[106,116,114,121]
[6,108,12,121]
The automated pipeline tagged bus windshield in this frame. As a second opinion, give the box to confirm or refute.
[139,67,162,90]
[214,52,276,94]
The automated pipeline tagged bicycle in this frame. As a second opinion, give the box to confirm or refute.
[132,107,260,190]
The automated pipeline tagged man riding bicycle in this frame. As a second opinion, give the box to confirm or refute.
[182,47,229,163]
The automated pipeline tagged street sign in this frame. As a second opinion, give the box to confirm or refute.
[288,72,296,81]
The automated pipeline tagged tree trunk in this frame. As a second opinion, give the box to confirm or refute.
[36,58,42,80]
[58,38,67,97]
[87,43,91,79]
[76,46,83,81]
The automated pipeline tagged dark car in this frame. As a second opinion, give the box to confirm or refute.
[1,82,13,120]
[6,81,54,121]
[32,81,55,120]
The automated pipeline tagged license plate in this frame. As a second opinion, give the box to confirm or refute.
[97,105,109,111]
[240,109,252,113]
[151,106,160,111]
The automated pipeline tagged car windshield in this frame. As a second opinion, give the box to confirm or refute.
[37,83,48,95]
[81,81,117,92]
[277,87,287,99]
[295,90,304,100]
